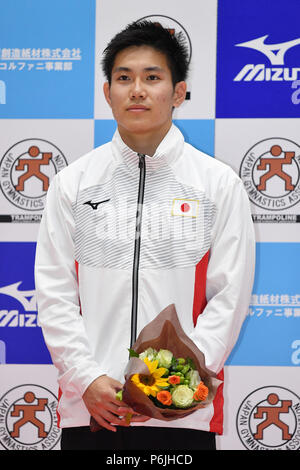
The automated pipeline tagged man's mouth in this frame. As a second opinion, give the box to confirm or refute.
[127,105,149,112]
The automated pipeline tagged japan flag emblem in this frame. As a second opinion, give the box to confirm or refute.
[171,199,199,217]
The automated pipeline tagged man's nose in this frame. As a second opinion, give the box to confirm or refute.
[130,78,146,99]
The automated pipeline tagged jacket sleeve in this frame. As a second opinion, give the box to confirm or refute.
[190,171,255,374]
[34,173,106,397]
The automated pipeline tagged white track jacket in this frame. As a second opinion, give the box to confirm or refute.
[35,124,255,433]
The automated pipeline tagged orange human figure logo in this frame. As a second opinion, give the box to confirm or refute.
[253,393,292,440]
[15,145,52,191]
[10,391,48,438]
[256,145,295,191]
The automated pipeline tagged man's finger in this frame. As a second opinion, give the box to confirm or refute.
[116,405,135,415]
[92,413,117,433]
[100,409,131,427]
[130,415,151,423]
[111,395,133,408]
[98,401,134,418]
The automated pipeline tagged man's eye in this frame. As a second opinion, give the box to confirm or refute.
[147,75,160,81]
[118,75,130,81]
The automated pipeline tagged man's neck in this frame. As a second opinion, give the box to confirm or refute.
[118,123,172,157]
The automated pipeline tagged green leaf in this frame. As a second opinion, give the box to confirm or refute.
[128,348,139,358]
[177,358,186,365]
[170,357,178,368]
[186,358,196,370]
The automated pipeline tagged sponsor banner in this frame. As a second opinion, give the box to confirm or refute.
[0,364,60,450]
[216,0,300,117]
[216,366,300,450]
[0,0,299,452]
[215,118,300,242]
[0,119,94,241]
[94,119,215,157]
[174,120,215,157]
[226,243,300,367]
[0,80,6,105]
[94,119,117,148]
[0,242,51,364]
[0,0,96,118]
[94,0,217,120]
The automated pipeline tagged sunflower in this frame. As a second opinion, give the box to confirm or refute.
[131,357,169,397]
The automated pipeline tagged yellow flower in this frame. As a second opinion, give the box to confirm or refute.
[131,357,169,397]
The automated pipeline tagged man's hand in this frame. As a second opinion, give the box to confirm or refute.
[82,375,150,432]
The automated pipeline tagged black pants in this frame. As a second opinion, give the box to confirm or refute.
[61,425,216,450]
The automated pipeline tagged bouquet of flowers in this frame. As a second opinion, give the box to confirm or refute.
[125,347,210,410]
[90,304,221,431]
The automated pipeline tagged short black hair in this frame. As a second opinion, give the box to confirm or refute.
[102,20,189,86]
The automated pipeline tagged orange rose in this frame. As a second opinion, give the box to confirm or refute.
[168,375,181,385]
[157,390,172,406]
[193,381,209,402]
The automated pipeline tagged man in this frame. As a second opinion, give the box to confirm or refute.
[35,21,255,450]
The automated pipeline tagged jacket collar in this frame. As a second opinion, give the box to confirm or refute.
[111,124,184,175]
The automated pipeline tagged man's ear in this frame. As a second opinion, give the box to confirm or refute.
[173,81,187,108]
[103,82,112,107]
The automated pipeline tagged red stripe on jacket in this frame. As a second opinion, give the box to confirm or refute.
[192,250,224,435]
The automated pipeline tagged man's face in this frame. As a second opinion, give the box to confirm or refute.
[103,45,186,139]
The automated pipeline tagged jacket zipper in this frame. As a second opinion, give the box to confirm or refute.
[130,153,146,348]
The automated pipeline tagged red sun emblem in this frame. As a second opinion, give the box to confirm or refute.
[180,202,190,213]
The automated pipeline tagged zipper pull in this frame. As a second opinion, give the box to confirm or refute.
[138,153,145,169]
